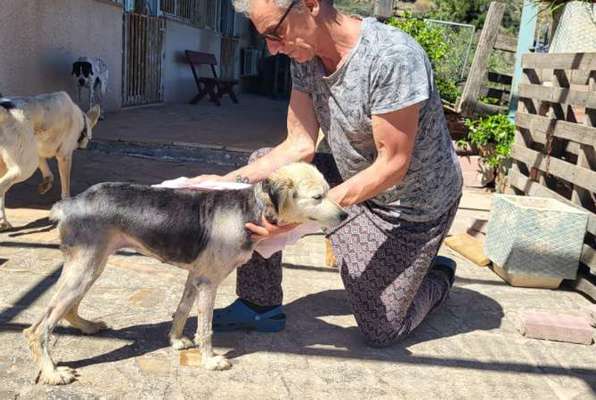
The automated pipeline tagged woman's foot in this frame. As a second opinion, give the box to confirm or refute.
[212,298,286,332]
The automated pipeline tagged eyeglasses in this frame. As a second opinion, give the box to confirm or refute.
[262,0,299,42]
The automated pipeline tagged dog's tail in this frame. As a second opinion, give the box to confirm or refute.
[49,201,67,223]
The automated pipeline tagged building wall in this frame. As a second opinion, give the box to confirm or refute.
[0,0,123,111]
[163,19,222,104]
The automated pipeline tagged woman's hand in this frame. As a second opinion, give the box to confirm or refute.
[245,216,300,243]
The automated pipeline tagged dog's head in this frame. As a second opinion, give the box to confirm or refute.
[72,60,95,88]
[257,162,348,228]
[78,105,101,149]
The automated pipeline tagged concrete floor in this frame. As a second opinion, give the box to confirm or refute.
[93,95,289,152]
[1,101,595,399]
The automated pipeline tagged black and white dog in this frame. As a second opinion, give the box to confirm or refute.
[72,57,108,118]
[24,162,348,384]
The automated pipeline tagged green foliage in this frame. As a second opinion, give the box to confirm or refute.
[458,114,516,168]
[386,16,449,63]
[334,0,373,16]
[427,0,522,32]
[386,15,461,103]
[479,95,500,105]
[428,0,490,27]
[436,78,460,103]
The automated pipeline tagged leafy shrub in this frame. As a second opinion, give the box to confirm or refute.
[458,114,515,168]
[436,79,461,103]
[386,15,461,103]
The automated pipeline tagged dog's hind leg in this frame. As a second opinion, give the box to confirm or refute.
[64,300,108,335]
[37,157,54,195]
[23,247,109,385]
[193,278,231,371]
[56,156,71,199]
[169,273,197,350]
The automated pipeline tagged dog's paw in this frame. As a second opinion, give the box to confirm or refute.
[37,178,53,195]
[203,355,232,371]
[79,320,108,335]
[0,221,13,231]
[171,336,195,350]
[37,366,77,385]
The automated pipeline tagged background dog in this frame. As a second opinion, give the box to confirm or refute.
[24,162,347,384]
[72,57,108,118]
[0,98,36,230]
[0,92,100,230]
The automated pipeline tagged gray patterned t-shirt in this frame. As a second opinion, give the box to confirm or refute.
[291,17,462,222]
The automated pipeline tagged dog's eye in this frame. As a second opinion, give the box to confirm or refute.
[312,194,323,200]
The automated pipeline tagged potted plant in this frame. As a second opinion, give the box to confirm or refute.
[458,114,515,192]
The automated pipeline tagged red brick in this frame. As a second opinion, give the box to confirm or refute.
[520,311,594,345]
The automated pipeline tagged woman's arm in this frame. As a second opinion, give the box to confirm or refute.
[328,103,421,207]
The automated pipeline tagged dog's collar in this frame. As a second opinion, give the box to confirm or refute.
[78,110,88,145]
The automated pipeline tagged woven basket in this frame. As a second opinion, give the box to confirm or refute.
[485,195,588,288]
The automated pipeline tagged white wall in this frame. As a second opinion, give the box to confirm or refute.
[163,19,222,103]
[0,0,123,111]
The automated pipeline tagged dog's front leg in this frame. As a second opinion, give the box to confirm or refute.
[37,157,54,195]
[194,279,231,371]
[169,273,197,350]
[56,156,71,199]
[0,192,10,231]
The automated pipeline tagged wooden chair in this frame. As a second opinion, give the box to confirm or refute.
[185,50,239,106]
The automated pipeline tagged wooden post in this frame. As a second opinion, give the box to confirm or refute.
[507,0,539,121]
[458,1,506,117]
[374,0,393,18]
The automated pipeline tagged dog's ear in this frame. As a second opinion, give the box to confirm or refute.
[72,62,80,76]
[87,105,101,128]
[89,63,94,76]
[262,177,293,214]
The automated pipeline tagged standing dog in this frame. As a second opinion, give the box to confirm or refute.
[0,92,100,230]
[0,98,36,230]
[72,57,108,118]
[24,163,348,384]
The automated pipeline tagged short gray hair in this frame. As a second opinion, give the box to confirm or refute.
[232,0,333,16]
[232,0,293,15]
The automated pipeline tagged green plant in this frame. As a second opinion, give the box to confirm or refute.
[458,114,515,168]
[436,78,460,103]
[386,15,461,103]
[386,16,450,63]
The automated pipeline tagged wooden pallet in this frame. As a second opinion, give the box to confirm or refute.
[508,52,596,300]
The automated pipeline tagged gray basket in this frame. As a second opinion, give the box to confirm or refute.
[485,195,588,287]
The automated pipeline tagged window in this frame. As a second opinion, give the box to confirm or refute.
[159,0,222,30]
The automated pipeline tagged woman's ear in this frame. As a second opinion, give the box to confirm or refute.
[303,0,321,17]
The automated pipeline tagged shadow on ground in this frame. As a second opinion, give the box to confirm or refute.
[2,270,594,393]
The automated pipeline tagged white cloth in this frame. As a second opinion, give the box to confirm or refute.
[152,177,252,190]
[152,177,322,258]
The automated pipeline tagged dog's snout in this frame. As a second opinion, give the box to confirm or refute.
[339,211,348,221]
[78,78,86,87]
